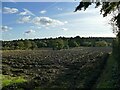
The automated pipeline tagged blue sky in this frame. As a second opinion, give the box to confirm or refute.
[1,2,115,41]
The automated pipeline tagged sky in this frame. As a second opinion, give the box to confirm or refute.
[1,2,116,41]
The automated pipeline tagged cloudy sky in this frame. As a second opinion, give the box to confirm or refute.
[1,2,115,40]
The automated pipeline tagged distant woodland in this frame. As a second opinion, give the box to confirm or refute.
[1,36,115,50]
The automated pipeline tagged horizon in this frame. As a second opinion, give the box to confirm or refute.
[1,2,116,41]
[1,36,116,41]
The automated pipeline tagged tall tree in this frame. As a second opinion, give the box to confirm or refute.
[75,1,120,58]
[75,0,120,87]
[75,1,120,35]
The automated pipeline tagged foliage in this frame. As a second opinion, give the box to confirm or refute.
[75,1,120,34]
[95,41,108,47]
[1,37,114,50]
[52,39,64,50]
[75,1,120,87]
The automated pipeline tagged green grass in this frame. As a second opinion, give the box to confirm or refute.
[0,74,27,87]
[96,54,117,88]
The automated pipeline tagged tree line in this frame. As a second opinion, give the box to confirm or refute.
[1,36,114,50]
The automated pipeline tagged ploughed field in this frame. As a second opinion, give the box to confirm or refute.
[2,47,111,89]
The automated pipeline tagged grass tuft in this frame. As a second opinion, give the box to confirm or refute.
[0,74,27,87]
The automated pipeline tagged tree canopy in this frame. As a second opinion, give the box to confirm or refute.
[75,1,120,36]
[75,1,120,87]
[1,37,113,50]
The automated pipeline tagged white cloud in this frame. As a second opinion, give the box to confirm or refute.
[57,8,62,11]
[30,26,41,29]
[25,29,35,34]
[19,8,35,16]
[62,28,68,31]
[3,7,18,14]
[64,21,68,24]
[32,17,65,26]
[17,16,31,23]
[17,16,67,28]
[1,25,12,32]
[40,10,46,14]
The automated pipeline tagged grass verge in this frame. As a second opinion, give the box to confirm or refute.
[96,54,117,88]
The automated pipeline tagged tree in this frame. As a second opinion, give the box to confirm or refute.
[75,1,120,35]
[75,1,120,59]
[17,41,24,49]
[37,41,47,48]
[31,42,38,50]
[52,39,64,50]
[63,40,69,49]
[75,1,120,87]
[95,41,108,47]
[82,41,92,47]
[24,40,32,49]
[68,39,79,47]
[74,36,81,46]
